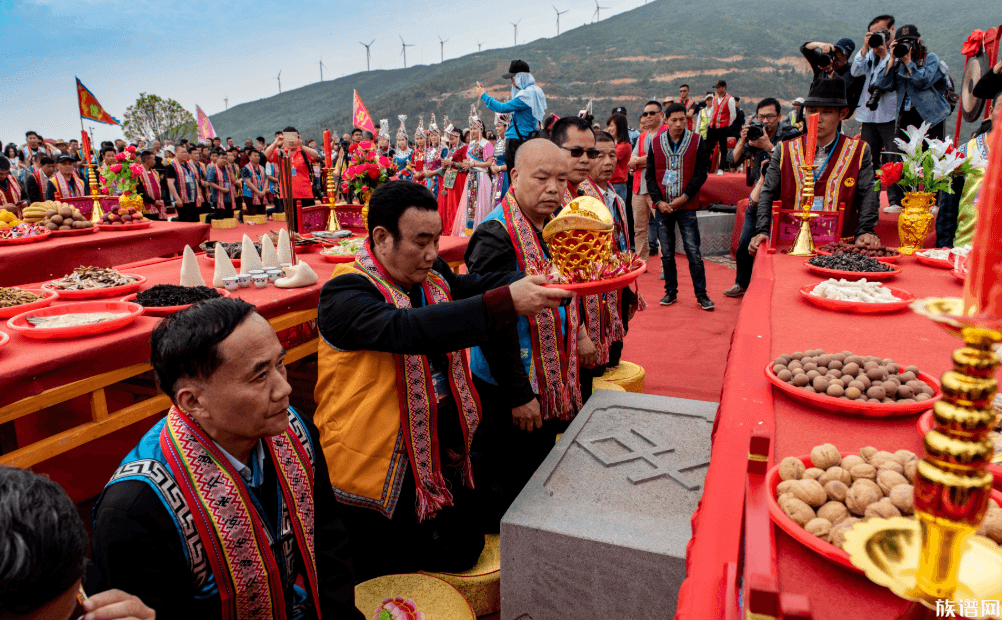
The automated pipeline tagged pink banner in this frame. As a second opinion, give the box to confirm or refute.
[196,105,215,142]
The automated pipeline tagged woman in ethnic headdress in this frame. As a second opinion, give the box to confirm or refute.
[490,112,510,207]
[437,123,466,233]
[422,114,448,199]
[392,115,414,181]
[451,104,496,236]
[411,116,427,178]
[377,119,395,159]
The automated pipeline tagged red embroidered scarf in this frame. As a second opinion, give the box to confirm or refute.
[0,176,21,204]
[353,240,482,521]
[171,159,195,205]
[244,164,266,206]
[211,163,231,209]
[160,407,321,620]
[51,171,85,198]
[500,192,582,420]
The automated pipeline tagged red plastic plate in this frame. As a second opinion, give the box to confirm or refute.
[915,251,954,270]
[542,263,648,296]
[97,220,152,231]
[767,453,1002,573]
[764,361,941,417]
[43,274,146,300]
[798,284,916,314]
[805,261,901,281]
[0,228,51,245]
[0,330,8,351]
[47,226,99,237]
[816,249,900,263]
[6,300,144,340]
[0,288,59,319]
[917,411,1002,487]
[951,269,967,282]
[120,288,230,316]
[320,252,356,263]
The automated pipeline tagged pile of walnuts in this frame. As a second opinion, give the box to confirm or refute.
[776,443,1002,549]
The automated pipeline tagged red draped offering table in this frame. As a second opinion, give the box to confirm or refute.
[677,248,968,620]
[0,221,210,287]
[697,172,748,208]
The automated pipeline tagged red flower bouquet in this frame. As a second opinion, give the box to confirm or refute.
[340,141,396,197]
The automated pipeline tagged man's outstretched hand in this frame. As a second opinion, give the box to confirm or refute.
[510,275,574,315]
[81,589,155,620]
[749,233,769,256]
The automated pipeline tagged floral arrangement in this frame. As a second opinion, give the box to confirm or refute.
[875,122,986,194]
[340,141,397,197]
[98,145,143,196]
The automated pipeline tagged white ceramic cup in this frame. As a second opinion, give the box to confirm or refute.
[235,274,251,288]
[266,270,283,283]
[222,277,240,292]
[251,274,269,288]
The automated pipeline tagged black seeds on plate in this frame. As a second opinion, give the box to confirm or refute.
[808,254,893,272]
[135,285,222,307]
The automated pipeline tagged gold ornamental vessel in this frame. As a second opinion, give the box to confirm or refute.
[541,196,614,280]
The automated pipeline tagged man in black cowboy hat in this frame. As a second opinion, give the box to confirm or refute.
[748,78,880,256]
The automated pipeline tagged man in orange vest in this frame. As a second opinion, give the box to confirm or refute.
[706,79,736,174]
[629,100,666,261]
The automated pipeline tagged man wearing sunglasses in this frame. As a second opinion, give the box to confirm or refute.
[645,103,713,310]
[630,101,667,262]
[724,97,801,298]
[550,115,604,204]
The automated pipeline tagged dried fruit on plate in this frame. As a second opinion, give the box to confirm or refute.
[48,267,138,290]
[0,287,41,308]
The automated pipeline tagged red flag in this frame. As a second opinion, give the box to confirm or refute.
[76,77,120,126]
[352,90,376,134]
[196,105,215,142]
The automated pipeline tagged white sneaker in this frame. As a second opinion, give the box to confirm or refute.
[715,169,724,176]
[884,204,902,213]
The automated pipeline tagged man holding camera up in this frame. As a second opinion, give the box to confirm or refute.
[873,25,950,143]
[723,98,799,298]
[851,15,902,210]
[801,38,856,87]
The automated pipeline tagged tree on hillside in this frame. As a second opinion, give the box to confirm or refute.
[122,93,197,144]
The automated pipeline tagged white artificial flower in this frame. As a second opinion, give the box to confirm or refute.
[927,138,953,160]
[932,152,965,180]
[968,147,990,170]
[894,122,931,158]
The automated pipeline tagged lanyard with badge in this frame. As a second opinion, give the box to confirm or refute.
[810,138,838,211]
[661,132,684,190]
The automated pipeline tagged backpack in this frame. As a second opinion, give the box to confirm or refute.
[936,68,959,113]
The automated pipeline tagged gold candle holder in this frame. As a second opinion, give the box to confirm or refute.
[86,162,105,223]
[324,166,341,231]
[845,301,1002,610]
[785,164,818,257]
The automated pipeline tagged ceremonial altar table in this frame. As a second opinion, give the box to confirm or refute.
[696,172,748,208]
[675,249,967,620]
[0,221,210,287]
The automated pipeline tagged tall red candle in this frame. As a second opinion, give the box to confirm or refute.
[963,124,1002,316]
[804,113,819,163]
[323,130,332,168]
[81,130,92,165]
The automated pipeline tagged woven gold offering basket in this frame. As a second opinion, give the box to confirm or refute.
[542,197,614,280]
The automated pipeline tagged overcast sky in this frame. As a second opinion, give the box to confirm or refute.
[0,0,646,145]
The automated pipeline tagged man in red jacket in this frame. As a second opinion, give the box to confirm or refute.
[264,126,320,210]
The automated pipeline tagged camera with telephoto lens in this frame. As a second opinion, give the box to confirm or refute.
[893,39,913,58]
[817,53,833,68]
[864,84,886,111]
[746,120,767,142]
[868,29,891,48]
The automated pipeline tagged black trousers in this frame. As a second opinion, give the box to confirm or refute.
[706,127,730,170]
[859,120,903,206]
[176,202,199,222]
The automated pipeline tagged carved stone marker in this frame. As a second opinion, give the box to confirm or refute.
[500,390,715,620]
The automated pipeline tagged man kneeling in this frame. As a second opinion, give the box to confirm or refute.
[92,298,362,619]
[315,180,573,581]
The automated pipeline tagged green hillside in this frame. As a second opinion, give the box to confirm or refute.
[210,0,994,142]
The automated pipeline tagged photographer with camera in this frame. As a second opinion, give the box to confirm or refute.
[873,25,951,144]
[723,97,799,298]
[801,38,856,87]
[851,15,902,210]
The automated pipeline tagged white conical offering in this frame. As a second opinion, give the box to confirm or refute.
[261,235,279,269]
[277,228,293,265]
[212,243,238,288]
[275,261,318,288]
[239,234,263,274]
[179,246,207,287]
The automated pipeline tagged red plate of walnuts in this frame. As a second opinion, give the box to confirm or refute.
[764,350,941,417]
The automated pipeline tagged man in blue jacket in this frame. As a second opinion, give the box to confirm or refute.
[475,59,547,186]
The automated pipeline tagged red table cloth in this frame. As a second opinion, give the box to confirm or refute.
[697,172,748,208]
[206,221,470,264]
[0,221,210,287]
[677,248,968,620]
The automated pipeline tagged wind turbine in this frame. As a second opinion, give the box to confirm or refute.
[476,39,483,52]
[553,5,569,35]
[399,36,414,68]
[319,56,326,81]
[360,39,374,72]
[223,96,228,111]
[276,70,282,94]
[511,19,521,46]
[438,35,449,63]
[592,0,609,22]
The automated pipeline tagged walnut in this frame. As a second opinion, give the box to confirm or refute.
[877,460,904,474]
[805,517,833,541]
[818,466,852,487]
[889,484,914,514]
[877,470,909,495]
[824,480,849,502]
[977,506,1002,544]
[840,455,866,471]
[779,456,806,481]
[777,480,799,495]
[790,479,827,508]
[803,467,825,480]
[869,451,901,469]
[894,449,918,464]
[810,443,841,470]
[849,463,877,481]
[781,497,816,526]
[846,483,881,516]
[817,500,850,524]
[830,518,862,549]
[778,493,797,510]
[859,446,878,461]
[864,498,902,519]
[853,478,883,498]
[904,460,918,484]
